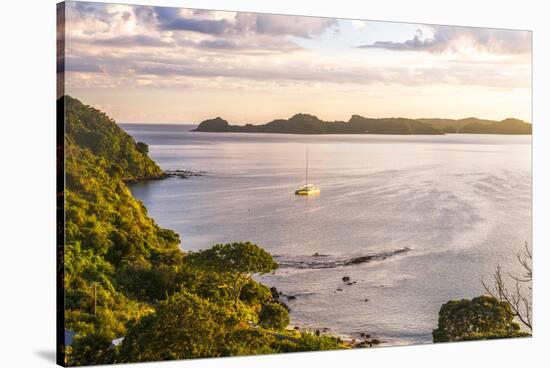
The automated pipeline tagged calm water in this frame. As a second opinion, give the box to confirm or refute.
[123,124,531,346]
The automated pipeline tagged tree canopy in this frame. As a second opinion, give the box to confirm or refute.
[187,242,278,307]
[195,114,532,135]
[119,291,239,361]
[432,296,530,342]
[259,302,290,330]
[60,96,345,365]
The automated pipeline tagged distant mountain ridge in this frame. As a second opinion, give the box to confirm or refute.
[194,114,531,135]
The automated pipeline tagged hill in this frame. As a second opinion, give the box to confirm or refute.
[417,117,531,134]
[59,96,343,365]
[460,118,532,134]
[194,114,444,135]
[194,114,531,135]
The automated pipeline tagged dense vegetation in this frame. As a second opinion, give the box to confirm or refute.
[61,96,343,365]
[418,117,532,134]
[194,114,531,135]
[194,113,442,134]
[61,95,530,364]
[433,244,532,343]
[432,296,529,342]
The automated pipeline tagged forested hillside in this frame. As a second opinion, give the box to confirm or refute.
[418,117,532,134]
[194,113,443,134]
[194,114,531,135]
[60,96,342,365]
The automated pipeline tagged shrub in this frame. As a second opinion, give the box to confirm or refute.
[433,295,530,342]
[259,302,290,330]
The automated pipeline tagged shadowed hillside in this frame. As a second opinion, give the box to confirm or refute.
[60,96,344,366]
[195,114,531,135]
[418,117,532,134]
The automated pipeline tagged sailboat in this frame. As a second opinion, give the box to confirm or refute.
[295,149,320,195]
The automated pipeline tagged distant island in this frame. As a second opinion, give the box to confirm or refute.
[193,114,532,135]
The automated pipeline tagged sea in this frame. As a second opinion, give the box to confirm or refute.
[122,123,531,346]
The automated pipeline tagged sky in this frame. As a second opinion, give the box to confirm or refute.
[60,1,532,124]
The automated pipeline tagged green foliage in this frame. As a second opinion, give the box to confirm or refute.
[227,329,281,356]
[136,141,149,154]
[118,291,343,363]
[119,291,240,362]
[432,295,530,343]
[68,331,118,366]
[196,113,445,135]
[64,95,162,180]
[188,242,278,275]
[240,280,272,306]
[193,117,230,132]
[442,125,457,133]
[348,115,442,135]
[196,114,532,135]
[460,119,532,134]
[259,302,290,330]
[296,333,343,351]
[276,332,343,352]
[115,260,186,303]
[61,96,187,365]
[418,117,532,134]
[188,242,278,306]
[61,95,344,365]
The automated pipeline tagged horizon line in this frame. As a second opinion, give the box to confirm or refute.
[116,115,531,126]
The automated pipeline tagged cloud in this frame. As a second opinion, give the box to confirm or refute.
[65,57,104,73]
[63,46,530,91]
[252,14,337,38]
[69,1,115,28]
[360,26,531,54]
[154,8,336,38]
[159,15,230,35]
[66,2,336,54]
[62,2,530,94]
[93,35,174,47]
[197,39,238,49]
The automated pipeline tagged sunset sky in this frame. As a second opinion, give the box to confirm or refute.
[61,1,532,124]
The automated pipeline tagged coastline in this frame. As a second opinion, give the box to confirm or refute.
[124,126,531,352]
[193,115,531,135]
[126,170,360,350]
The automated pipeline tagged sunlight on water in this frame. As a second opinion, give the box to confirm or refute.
[124,124,531,345]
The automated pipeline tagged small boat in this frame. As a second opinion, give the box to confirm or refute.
[295,149,320,195]
[295,183,320,195]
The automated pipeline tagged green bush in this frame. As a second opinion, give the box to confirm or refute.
[119,291,239,362]
[60,96,344,365]
[188,242,278,307]
[433,295,530,342]
[259,302,290,330]
[240,280,272,306]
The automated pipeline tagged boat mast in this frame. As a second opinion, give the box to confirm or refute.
[306,148,309,186]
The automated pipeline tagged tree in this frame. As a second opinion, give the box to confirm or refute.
[136,141,149,154]
[187,242,278,307]
[69,332,117,366]
[239,279,272,306]
[293,332,343,351]
[259,302,290,330]
[432,296,529,342]
[119,291,238,362]
[482,242,532,332]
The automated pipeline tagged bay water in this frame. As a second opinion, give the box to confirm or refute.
[123,124,531,345]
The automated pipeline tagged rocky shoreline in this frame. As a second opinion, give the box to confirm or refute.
[274,247,412,270]
[162,169,206,179]
[269,285,382,349]
[126,167,384,349]
[124,169,205,183]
